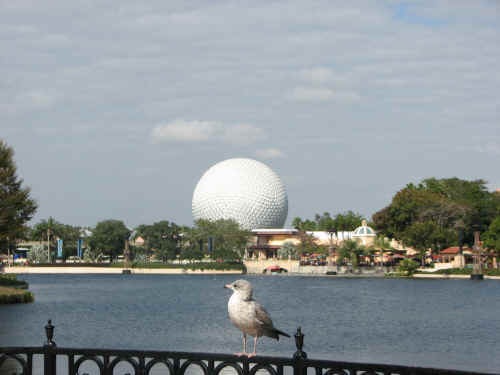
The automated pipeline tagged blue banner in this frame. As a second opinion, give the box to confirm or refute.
[57,239,63,258]
[77,239,83,258]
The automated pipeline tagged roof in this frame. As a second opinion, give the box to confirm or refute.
[252,228,298,235]
[249,245,281,250]
[439,247,474,254]
[352,220,376,237]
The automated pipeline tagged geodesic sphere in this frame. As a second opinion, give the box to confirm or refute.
[192,158,288,229]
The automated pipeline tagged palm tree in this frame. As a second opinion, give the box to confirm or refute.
[337,240,367,270]
[372,236,395,266]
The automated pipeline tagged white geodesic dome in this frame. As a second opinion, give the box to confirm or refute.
[192,158,288,230]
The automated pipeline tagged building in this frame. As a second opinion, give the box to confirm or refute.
[248,229,299,259]
[247,222,378,260]
[351,220,376,247]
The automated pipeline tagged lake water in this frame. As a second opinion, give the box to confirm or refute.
[0,274,499,373]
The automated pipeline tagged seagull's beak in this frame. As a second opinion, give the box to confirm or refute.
[224,284,232,289]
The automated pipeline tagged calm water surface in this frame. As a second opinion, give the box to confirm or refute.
[0,274,499,373]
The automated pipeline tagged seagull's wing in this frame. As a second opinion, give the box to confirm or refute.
[253,302,274,329]
[253,301,290,340]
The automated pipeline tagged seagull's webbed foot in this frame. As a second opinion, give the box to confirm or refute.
[235,334,248,357]
[247,352,257,358]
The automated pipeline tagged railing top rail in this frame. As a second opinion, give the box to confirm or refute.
[0,346,497,375]
[1,321,498,375]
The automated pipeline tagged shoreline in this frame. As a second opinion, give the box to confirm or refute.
[3,266,500,279]
[3,266,243,275]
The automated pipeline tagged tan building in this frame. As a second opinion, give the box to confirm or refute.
[248,229,299,259]
[248,222,380,260]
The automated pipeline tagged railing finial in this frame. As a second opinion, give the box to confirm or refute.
[293,327,307,359]
[44,319,56,347]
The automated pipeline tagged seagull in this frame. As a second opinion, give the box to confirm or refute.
[224,279,290,357]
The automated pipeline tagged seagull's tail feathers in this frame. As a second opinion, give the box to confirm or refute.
[267,328,291,341]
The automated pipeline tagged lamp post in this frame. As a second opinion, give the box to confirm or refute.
[471,225,484,280]
[47,228,51,264]
[455,221,466,268]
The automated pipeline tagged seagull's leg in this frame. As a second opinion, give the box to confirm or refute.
[235,334,248,356]
[248,336,258,358]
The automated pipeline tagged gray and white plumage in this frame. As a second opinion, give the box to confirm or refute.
[224,279,290,357]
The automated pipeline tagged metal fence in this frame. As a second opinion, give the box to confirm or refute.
[0,321,496,375]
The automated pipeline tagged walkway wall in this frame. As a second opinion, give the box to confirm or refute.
[243,260,393,275]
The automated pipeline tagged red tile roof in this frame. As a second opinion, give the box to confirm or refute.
[440,247,472,254]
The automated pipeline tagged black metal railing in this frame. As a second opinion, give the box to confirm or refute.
[0,321,496,375]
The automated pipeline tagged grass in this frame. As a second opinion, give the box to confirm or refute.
[417,268,500,276]
[120,261,246,271]
[0,286,34,304]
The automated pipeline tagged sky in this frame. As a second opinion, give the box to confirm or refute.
[1,1,499,229]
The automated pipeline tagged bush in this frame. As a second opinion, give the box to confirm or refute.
[27,262,112,267]
[0,274,29,289]
[398,259,420,276]
[0,287,34,304]
[184,261,246,272]
[432,268,472,275]
[429,268,500,276]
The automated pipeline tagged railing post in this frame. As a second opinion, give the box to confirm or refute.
[293,327,307,375]
[43,320,57,375]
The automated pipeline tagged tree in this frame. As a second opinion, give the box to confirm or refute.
[180,246,204,263]
[88,220,130,261]
[292,217,317,231]
[187,219,251,260]
[277,241,298,260]
[337,239,366,267]
[336,211,364,234]
[398,259,419,276]
[293,211,364,245]
[373,178,500,248]
[296,230,316,257]
[403,221,440,266]
[371,235,395,265]
[483,216,500,258]
[136,221,182,262]
[31,218,81,260]
[314,212,338,254]
[27,244,48,263]
[420,177,497,242]
[0,140,38,253]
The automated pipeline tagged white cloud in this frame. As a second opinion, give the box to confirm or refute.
[298,67,351,85]
[287,87,360,102]
[151,119,264,144]
[255,148,286,159]
[287,87,334,102]
[151,119,220,142]
[299,67,335,84]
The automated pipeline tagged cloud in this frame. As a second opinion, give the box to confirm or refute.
[299,67,335,84]
[287,87,334,102]
[151,119,264,144]
[151,119,219,142]
[255,148,286,159]
[287,87,360,102]
[298,67,350,85]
